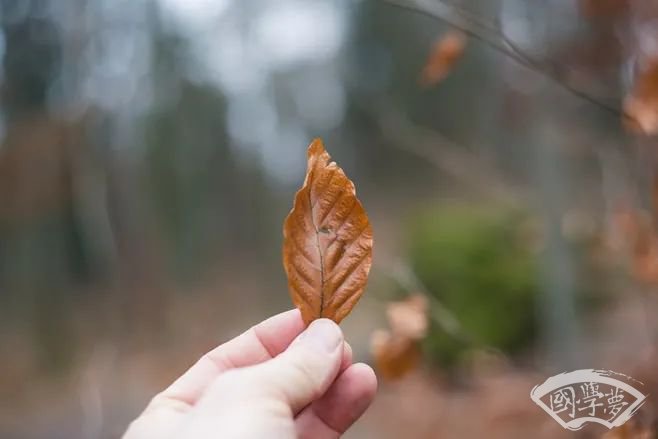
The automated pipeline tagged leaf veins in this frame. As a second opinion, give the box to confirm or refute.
[282,138,373,325]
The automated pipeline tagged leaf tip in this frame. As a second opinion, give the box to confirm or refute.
[308,138,326,157]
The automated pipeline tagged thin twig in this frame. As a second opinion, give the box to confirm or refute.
[499,31,621,117]
[365,98,520,203]
[380,0,622,118]
[376,257,477,346]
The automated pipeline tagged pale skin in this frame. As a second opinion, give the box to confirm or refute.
[123,309,378,439]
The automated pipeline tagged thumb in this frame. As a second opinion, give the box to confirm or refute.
[203,319,344,414]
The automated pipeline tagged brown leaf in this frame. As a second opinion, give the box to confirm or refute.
[386,294,429,341]
[623,59,658,135]
[370,329,421,381]
[419,30,467,87]
[282,138,373,325]
[370,294,429,381]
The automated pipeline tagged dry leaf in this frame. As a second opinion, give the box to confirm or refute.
[623,59,658,135]
[386,294,429,341]
[613,206,658,285]
[370,329,421,381]
[419,30,467,87]
[282,138,373,325]
[371,294,430,381]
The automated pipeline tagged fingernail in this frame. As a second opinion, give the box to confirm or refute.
[299,319,342,353]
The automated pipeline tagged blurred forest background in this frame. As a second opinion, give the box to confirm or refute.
[2,0,658,437]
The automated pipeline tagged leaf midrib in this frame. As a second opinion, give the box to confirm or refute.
[308,187,325,317]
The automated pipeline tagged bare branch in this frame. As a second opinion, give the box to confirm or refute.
[364,98,520,203]
[380,0,622,118]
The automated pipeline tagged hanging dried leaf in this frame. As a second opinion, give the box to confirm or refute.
[282,138,373,325]
[623,59,658,135]
[386,294,429,341]
[370,329,421,381]
[419,30,467,87]
[370,294,430,381]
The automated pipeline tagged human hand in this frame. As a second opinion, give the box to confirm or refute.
[123,309,377,439]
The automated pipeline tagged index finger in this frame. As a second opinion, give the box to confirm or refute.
[155,309,306,407]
